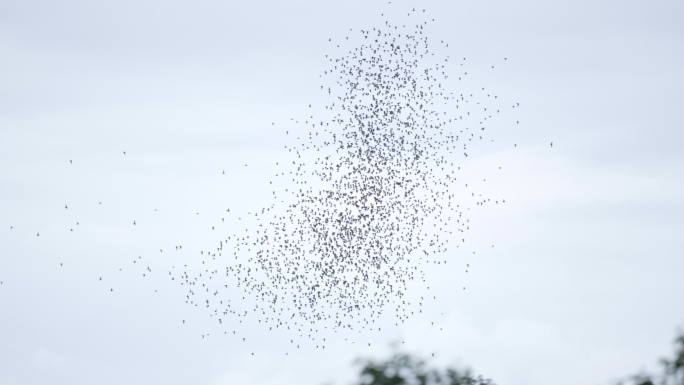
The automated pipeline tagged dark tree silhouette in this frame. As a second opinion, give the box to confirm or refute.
[352,352,495,385]
[618,328,684,385]
[346,326,684,385]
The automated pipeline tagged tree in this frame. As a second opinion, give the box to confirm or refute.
[347,326,684,385]
[353,352,495,385]
[618,328,684,385]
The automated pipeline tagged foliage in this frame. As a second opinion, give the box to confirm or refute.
[353,352,495,385]
[618,329,684,385]
[347,327,684,385]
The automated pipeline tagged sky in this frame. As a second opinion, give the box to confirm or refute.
[1,0,683,384]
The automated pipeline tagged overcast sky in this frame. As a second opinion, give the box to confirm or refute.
[1,0,683,385]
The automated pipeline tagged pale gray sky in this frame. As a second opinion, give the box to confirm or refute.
[1,1,683,385]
